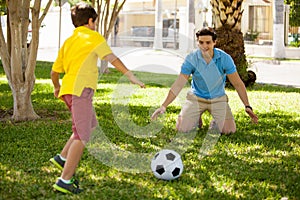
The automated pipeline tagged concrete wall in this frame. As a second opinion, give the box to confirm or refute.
[245,44,300,59]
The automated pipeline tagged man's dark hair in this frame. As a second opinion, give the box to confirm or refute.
[71,2,98,28]
[196,27,217,41]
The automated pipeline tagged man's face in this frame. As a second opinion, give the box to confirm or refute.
[197,35,216,56]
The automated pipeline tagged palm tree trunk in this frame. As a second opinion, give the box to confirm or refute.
[211,0,254,86]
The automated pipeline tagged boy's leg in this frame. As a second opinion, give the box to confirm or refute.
[60,134,76,158]
[60,88,96,179]
[54,88,96,192]
[59,94,77,159]
[61,139,85,180]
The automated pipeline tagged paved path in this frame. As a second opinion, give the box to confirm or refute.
[37,46,300,88]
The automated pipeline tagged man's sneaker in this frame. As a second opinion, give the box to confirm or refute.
[50,154,65,170]
[53,178,82,194]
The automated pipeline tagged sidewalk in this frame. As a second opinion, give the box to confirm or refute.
[37,46,300,88]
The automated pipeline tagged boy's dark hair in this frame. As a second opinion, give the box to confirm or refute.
[71,2,98,28]
[196,27,217,41]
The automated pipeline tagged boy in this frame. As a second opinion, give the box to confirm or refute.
[151,27,258,134]
[50,2,145,194]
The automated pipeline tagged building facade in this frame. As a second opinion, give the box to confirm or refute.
[116,0,292,46]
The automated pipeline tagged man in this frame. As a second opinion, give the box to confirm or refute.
[151,27,258,134]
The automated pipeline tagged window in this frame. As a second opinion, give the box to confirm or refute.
[249,6,271,33]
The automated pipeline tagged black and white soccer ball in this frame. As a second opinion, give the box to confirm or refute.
[150,149,183,180]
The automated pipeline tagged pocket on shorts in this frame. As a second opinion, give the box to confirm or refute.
[80,88,94,98]
[186,91,198,100]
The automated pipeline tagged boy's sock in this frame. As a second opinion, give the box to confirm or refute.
[59,177,72,184]
[59,154,66,161]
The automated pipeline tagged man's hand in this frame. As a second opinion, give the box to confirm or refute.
[151,106,166,120]
[245,107,258,124]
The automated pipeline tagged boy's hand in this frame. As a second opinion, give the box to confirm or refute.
[128,75,146,88]
[151,106,166,120]
[54,87,60,98]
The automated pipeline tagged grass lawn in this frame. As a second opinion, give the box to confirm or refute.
[0,61,300,200]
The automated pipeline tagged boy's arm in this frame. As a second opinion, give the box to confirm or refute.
[50,70,61,98]
[104,53,145,88]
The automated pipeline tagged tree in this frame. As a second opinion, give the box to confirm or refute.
[0,0,53,121]
[153,0,163,50]
[92,0,126,73]
[285,0,300,27]
[272,0,286,58]
[210,0,254,86]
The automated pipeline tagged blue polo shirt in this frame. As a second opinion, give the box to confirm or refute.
[181,48,236,99]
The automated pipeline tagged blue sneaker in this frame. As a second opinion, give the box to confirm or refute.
[53,178,82,194]
[50,154,65,170]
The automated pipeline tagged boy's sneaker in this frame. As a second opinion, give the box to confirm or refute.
[50,155,65,170]
[53,178,82,194]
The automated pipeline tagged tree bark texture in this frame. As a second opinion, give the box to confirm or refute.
[211,0,255,86]
[0,0,53,121]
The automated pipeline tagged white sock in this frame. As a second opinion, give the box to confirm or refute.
[59,154,66,161]
[60,177,71,184]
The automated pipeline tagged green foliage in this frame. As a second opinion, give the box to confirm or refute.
[285,0,300,26]
[244,30,259,42]
[1,65,300,199]
[0,0,6,15]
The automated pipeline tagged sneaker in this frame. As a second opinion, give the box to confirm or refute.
[53,178,82,194]
[50,155,65,170]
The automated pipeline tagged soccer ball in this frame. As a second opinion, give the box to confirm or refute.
[150,149,183,181]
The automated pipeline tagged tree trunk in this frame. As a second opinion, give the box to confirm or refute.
[11,78,39,121]
[0,0,53,121]
[95,0,127,74]
[214,26,249,84]
[153,0,163,50]
[99,60,110,74]
[272,0,286,58]
[211,0,255,86]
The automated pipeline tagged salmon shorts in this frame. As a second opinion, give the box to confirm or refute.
[177,91,234,131]
[62,88,98,141]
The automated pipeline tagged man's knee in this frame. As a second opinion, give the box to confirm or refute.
[220,120,236,134]
[176,115,196,132]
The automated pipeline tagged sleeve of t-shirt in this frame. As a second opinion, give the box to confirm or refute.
[52,44,65,73]
[223,54,237,75]
[180,53,195,75]
[94,35,113,60]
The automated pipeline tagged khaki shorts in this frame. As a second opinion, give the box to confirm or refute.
[177,91,234,131]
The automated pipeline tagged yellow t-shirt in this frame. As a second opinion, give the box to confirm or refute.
[52,26,112,97]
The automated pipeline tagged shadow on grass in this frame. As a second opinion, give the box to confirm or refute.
[1,100,299,199]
